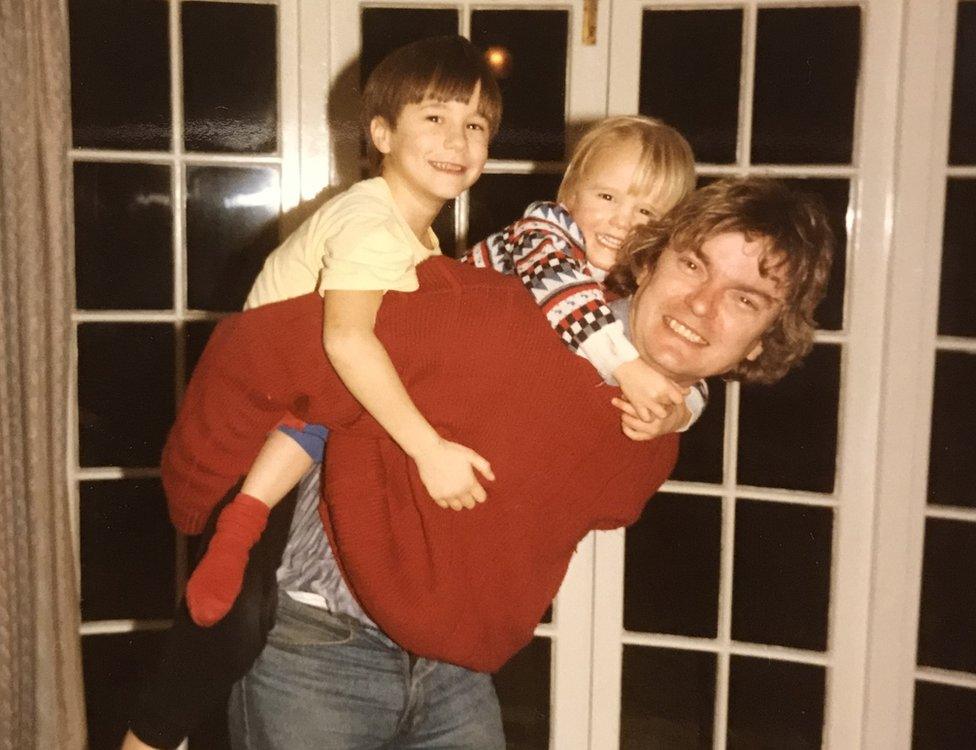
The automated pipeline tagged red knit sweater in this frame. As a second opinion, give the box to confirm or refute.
[162,257,678,672]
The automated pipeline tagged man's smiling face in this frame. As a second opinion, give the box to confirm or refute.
[630,231,786,387]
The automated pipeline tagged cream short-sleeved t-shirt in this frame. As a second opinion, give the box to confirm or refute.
[245,177,440,310]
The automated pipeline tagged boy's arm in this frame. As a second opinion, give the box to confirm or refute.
[322,289,494,510]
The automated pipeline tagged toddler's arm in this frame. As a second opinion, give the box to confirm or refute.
[466,202,698,427]
[612,379,709,440]
[323,289,494,510]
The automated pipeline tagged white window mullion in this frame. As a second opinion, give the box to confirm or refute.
[589,528,626,747]
[169,0,191,598]
[862,1,958,748]
[170,0,186,321]
[736,2,756,169]
[296,0,334,207]
[550,535,598,750]
[713,377,742,750]
[820,0,907,744]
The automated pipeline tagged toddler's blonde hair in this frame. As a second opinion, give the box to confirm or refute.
[557,116,695,217]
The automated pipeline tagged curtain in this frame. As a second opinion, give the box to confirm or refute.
[0,0,87,747]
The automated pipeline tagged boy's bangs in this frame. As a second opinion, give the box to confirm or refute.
[414,67,501,130]
[423,68,479,102]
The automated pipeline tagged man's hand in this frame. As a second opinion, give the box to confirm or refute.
[412,438,495,511]
[613,358,687,421]
[612,396,691,441]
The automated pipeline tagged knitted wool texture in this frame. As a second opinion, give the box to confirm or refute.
[162,257,678,672]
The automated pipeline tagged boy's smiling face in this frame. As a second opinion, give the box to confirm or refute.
[563,140,663,272]
[371,83,490,214]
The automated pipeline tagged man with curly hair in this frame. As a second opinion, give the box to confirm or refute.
[148,177,833,750]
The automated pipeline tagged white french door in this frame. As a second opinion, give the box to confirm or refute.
[596,1,895,748]
[309,3,612,746]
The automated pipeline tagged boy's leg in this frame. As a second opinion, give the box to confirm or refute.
[127,486,297,749]
[187,428,317,625]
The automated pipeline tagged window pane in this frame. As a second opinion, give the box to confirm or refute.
[912,681,976,750]
[78,323,175,467]
[625,494,720,638]
[727,657,824,749]
[69,0,170,150]
[182,2,277,153]
[917,518,976,673]
[752,7,860,164]
[938,179,976,337]
[80,479,174,621]
[738,344,840,493]
[83,631,168,750]
[949,2,976,165]
[471,10,568,161]
[431,199,457,258]
[640,9,742,164]
[732,500,832,650]
[928,351,976,507]
[186,166,280,311]
[493,637,550,749]
[467,173,563,247]
[621,646,715,749]
[74,162,172,310]
[781,178,850,332]
[671,377,724,484]
[360,8,459,84]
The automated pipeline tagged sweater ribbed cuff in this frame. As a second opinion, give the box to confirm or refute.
[678,380,709,433]
[577,321,640,384]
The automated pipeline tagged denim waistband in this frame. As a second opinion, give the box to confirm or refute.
[278,589,399,651]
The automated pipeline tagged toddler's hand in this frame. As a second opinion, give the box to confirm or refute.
[612,396,691,441]
[612,358,687,422]
[413,438,495,511]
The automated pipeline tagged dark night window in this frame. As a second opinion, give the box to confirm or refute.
[640,9,743,164]
[69,0,171,150]
[182,2,278,153]
[752,7,861,164]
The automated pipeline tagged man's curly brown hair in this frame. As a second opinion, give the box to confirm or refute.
[605,178,834,384]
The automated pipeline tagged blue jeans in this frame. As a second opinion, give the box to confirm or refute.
[229,593,505,749]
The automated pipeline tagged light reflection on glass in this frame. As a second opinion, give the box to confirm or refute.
[484,46,513,78]
[186,166,281,311]
[222,185,280,209]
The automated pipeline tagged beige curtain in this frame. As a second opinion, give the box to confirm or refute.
[0,0,87,748]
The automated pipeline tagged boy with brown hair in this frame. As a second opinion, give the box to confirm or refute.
[124,33,503,749]
[182,34,502,629]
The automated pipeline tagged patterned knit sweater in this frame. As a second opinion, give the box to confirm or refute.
[162,257,678,672]
[465,201,639,382]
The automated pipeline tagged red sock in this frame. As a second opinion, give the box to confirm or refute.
[186,493,270,627]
